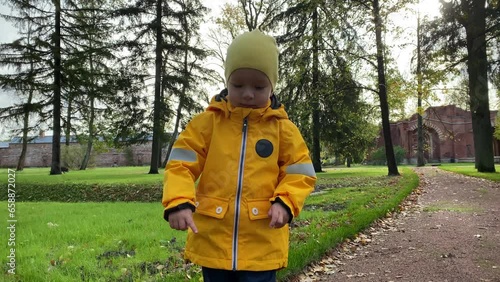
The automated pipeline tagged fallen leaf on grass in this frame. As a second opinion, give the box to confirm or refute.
[346,273,368,278]
[47,222,59,228]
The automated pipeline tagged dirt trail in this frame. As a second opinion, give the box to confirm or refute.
[297,167,500,282]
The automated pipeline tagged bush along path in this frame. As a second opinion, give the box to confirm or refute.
[294,166,500,282]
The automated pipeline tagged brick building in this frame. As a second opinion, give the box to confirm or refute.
[0,132,162,168]
[377,105,500,164]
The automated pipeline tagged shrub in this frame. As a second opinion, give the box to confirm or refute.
[124,147,136,166]
[62,145,97,169]
[367,146,406,165]
[394,146,406,164]
[0,183,163,202]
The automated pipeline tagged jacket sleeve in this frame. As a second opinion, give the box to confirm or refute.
[271,119,316,218]
[162,113,212,218]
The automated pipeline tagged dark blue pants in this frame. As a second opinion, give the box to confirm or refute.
[201,267,277,282]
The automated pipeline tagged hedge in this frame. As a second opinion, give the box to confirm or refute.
[1,183,163,202]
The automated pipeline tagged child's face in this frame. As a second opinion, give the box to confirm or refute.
[227,68,272,109]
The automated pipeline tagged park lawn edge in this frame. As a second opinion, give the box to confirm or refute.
[0,166,419,281]
[278,167,419,281]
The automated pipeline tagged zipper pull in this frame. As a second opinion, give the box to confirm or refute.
[242,117,248,132]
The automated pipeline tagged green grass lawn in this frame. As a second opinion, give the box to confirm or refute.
[1,202,182,282]
[1,167,164,185]
[1,166,418,281]
[438,163,500,181]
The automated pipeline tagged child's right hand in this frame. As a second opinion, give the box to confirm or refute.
[168,208,198,233]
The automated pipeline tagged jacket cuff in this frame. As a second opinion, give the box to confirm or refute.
[163,202,196,222]
[272,197,293,223]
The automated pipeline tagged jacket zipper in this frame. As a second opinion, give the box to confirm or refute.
[232,117,248,270]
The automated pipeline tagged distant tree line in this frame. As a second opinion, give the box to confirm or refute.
[0,0,498,174]
[0,0,212,174]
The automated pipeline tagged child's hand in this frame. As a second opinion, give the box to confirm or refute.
[168,208,198,233]
[268,203,290,229]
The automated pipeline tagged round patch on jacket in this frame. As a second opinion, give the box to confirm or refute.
[255,139,273,158]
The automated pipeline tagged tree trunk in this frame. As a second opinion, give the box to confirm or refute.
[311,6,322,172]
[149,0,163,174]
[65,96,72,146]
[162,20,191,168]
[162,103,182,168]
[373,0,399,176]
[80,90,95,170]
[416,12,425,167]
[50,0,62,175]
[17,44,35,171]
[465,0,495,172]
[17,99,32,171]
[80,29,97,170]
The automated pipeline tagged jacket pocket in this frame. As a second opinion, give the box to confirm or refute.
[195,195,229,219]
[247,199,271,220]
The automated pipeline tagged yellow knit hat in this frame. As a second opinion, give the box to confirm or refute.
[224,29,279,89]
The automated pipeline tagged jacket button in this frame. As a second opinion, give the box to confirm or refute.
[195,202,200,207]
[252,207,259,215]
[215,207,223,214]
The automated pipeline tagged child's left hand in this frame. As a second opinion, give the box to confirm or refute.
[268,203,290,229]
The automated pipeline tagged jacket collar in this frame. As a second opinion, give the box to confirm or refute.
[207,89,288,121]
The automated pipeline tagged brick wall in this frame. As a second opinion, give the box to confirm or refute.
[376,105,500,163]
[0,141,166,168]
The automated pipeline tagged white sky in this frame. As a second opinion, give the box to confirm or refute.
[0,0,236,139]
[390,0,442,77]
[0,3,18,108]
[0,3,18,138]
[0,5,17,43]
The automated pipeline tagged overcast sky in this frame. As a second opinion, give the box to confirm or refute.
[0,5,17,43]
[0,3,19,111]
[0,1,233,139]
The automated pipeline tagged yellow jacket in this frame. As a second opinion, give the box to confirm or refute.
[162,92,316,271]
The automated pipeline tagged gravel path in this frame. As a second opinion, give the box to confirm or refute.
[295,167,500,282]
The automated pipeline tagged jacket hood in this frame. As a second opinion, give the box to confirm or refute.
[207,89,288,120]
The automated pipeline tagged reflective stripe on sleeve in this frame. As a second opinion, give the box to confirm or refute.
[286,163,316,177]
[168,148,197,162]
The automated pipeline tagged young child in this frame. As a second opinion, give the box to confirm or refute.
[162,29,316,282]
